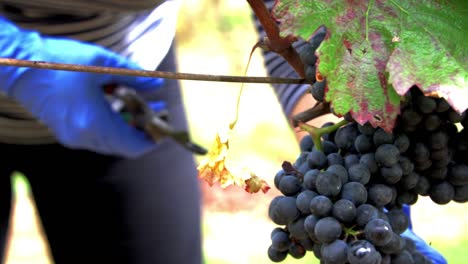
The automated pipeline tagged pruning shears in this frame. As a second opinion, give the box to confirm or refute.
[103,84,207,155]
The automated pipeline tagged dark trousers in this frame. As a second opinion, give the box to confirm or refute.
[0,44,202,264]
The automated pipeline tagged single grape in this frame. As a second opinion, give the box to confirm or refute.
[327,164,349,185]
[436,98,451,112]
[356,204,379,227]
[298,42,317,66]
[360,153,379,174]
[288,217,308,240]
[431,147,449,161]
[268,196,300,225]
[341,182,368,206]
[278,175,301,196]
[428,167,448,180]
[296,190,318,214]
[348,164,371,184]
[332,199,357,223]
[315,171,342,197]
[308,150,327,169]
[318,140,339,155]
[380,163,403,184]
[399,172,420,190]
[310,80,326,102]
[416,95,436,114]
[354,134,373,153]
[387,208,409,234]
[396,190,418,206]
[364,218,393,246]
[299,135,314,151]
[303,169,320,190]
[368,184,393,207]
[347,240,382,264]
[398,157,414,175]
[270,227,284,239]
[373,128,394,147]
[448,110,463,123]
[394,133,410,153]
[344,154,360,170]
[298,237,315,251]
[271,230,291,251]
[314,217,342,243]
[411,142,430,163]
[334,124,359,151]
[309,195,333,217]
[454,184,468,203]
[309,25,327,50]
[414,175,431,196]
[273,170,285,190]
[304,64,317,82]
[379,232,404,255]
[375,144,400,167]
[448,164,468,186]
[358,122,376,136]
[304,214,320,239]
[401,109,422,126]
[424,114,441,131]
[429,181,455,204]
[327,152,344,166]
[320,239,348,264]
[288,241,306,259]
[268,245,288,262]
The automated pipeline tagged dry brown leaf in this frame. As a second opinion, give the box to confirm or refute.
[197,128,270,193]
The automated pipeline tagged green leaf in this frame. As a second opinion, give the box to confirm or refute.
[273,0,468,131]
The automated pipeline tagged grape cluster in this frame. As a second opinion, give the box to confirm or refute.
[266,22,468,263]
[397,88,468,204]
[268,119,434,263]
[267,87,468,262]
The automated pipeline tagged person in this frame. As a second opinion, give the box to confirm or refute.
[0,1,448,264]
[255,1,448,263]
[0,1,202,263]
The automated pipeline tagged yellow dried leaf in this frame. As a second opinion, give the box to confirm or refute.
[197,128,269,194]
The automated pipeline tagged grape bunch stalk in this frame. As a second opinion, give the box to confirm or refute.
[266,28,467,264]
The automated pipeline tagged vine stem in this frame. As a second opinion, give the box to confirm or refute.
[0,58,306,85]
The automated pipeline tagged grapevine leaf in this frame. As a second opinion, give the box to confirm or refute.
[197,128,270,194]
[273,0,468,131]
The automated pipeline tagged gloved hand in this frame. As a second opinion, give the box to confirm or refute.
[0,17,164,158]
[401,205,448,264]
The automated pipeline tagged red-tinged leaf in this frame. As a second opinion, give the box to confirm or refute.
[273,0,468,131]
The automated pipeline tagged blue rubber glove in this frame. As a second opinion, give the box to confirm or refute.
[401,205,448,264]
[0,17,164,158]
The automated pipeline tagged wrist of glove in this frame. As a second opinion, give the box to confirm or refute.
[0,17,165,158]
[401,205,448,264]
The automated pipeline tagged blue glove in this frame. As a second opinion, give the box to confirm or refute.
[401,205,448,264]
[0,17,164,158]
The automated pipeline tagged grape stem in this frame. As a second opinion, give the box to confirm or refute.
[298,119,349,152]
[342,224,364,241]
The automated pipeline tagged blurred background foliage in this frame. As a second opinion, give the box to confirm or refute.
[5,0,468,263]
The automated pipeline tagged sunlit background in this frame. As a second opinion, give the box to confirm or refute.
[5,1,468,263]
